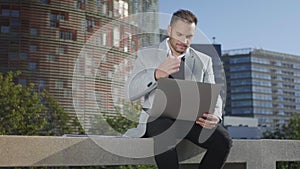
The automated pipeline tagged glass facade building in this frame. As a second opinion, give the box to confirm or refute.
[222,48,300,128]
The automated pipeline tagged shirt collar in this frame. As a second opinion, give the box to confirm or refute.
[166,38,190,59]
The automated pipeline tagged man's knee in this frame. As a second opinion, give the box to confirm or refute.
[223,133,233,151]
[207,126,232,151]
[217,127,232,152]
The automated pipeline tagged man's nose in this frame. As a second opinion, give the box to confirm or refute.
[179,37,188,44]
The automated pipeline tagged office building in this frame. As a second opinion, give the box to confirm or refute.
[222,48,300,128]
[0,0,159,130]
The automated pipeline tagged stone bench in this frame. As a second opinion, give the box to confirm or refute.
[0,136,299,169]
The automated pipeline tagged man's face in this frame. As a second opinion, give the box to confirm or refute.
[167,19,196,56]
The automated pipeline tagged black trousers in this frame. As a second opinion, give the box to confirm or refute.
[144,117,232,169]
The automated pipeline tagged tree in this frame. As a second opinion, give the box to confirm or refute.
[263,114,300,169]
[0,71,84,135]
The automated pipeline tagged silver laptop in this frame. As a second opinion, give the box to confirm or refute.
[149,78,221,121]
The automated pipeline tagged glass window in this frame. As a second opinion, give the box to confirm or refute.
[231,101,252,107]
[230,72,251,79]
[57,47,65,54]
[230,79,252,86]
[1,26,10,33]
[253,109,272,115]
[30,28,38,35]
[8,52,18,60]
[29,45,37,52]
[279,119,286,124]
[48,55,56,62]
[251,57,269,64]
[252,80,271,87]
[59,29,76,41]
[252,86,272,93]
[258,118,271,123]
[10,18,20,26]
[113,27,120,47]
[231,86,252,93]
[230,65,251,72]
[40,0,50,4]
[1,9,10,16]
[253,94,272,101]
[102,32,107,46]
[96,0,101,7]
[294,64,300,69]
[231,94,252,100]
[18,79,27,86]
[20,53,28,60]
[55,81,64,89]
[11,10,20,17]
[295,78,300,84]
[229,57,250,64]
[37,80,45,90]
[251,65,269,72]
[251,72,271,80]
[253,101,272,108]
[29,62,37,70]
[102,0,108,15]
[231,108,253,114]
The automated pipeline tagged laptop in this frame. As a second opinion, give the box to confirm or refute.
[149,78,221,121]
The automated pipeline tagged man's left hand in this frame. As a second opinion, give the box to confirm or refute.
[195,113,219,129]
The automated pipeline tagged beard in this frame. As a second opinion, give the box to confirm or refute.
[169,38,188,55]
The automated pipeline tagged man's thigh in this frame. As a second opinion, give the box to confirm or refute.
[185,124,231,148]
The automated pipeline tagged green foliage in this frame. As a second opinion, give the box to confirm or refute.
[88,101,157,169]
[106,101,141,134]
[0,71,84,136]
[41,91,85,135]
[263,114,300,169]
[263,114,300,140]
[89,101,141,135]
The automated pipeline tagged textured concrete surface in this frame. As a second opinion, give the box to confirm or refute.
[0,136,299,169]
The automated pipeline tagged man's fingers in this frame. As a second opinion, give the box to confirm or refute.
[196,116,218,129]
[196,121,215,129]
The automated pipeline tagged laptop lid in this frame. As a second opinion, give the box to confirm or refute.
[149,78,221,121]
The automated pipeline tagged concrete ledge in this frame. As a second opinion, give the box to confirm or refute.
[0,136,299,169]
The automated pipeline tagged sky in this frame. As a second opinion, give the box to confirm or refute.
[158,0,300,56]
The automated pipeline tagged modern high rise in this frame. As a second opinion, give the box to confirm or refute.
[0,0,159,130]
[222,48,300,128]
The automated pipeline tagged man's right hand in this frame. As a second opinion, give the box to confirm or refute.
[155,56,181,80]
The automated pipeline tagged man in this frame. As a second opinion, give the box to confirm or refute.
[124,9,232,169]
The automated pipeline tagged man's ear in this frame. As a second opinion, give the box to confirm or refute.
[167,25,171,37]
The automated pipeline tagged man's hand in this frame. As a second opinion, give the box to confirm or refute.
[196,113,219,129]
[155,56,181,80]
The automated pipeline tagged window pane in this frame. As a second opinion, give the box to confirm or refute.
[11,10,20,17]
[29,62,37,70]
[1,9,10,16]
[1,26,10,33]
[40,0,50,4]
[30,28,38,35]
[10,18,20,26]
[29,45,37,52]
[58,47,64,54]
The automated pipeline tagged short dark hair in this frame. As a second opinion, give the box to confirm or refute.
[170,9,198,26]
